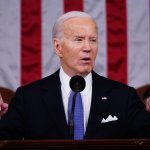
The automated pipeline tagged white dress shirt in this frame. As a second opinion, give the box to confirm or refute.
[59,67,92,132]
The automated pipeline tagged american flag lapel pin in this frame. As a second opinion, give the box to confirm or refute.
[101,96,107,100]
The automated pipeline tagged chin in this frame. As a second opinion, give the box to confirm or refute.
[78,69,92,76]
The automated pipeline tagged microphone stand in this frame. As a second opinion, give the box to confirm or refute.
[69,92,77,139]
[68,75,85,139]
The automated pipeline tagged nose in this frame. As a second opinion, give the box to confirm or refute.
[83,39,91,52]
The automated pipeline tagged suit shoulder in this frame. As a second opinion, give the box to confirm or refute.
[92,71,134,90]
[18,70,60,91]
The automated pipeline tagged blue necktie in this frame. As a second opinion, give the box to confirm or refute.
[68,91,84,140]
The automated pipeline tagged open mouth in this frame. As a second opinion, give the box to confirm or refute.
[81,57,91,63]
[82,58,90,61]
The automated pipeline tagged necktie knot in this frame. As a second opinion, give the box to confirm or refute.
[68,91,84,140]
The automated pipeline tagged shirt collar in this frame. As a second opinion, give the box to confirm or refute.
[59,67,92,95]
[60,67,71,95]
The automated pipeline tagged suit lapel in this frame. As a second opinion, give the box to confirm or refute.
[40,70,69,138]
[85,71,112,138]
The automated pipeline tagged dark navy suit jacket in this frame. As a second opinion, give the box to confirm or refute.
[1,70,150,139]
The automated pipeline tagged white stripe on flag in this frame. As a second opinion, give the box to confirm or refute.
[0,0,20,91]
[127,0,150,88]
[42,0,63,78]
[84,0,107,77]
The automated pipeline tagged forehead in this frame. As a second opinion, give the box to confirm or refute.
[64,17,96,25]
[63,17,97,35]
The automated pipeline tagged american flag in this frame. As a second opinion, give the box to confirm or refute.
[0,0,150,91]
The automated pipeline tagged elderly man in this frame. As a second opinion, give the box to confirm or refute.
[0,11,150,140]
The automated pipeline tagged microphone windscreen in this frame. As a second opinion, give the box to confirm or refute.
[69,75,86,92]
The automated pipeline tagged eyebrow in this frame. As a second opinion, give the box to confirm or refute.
[74,36,84,38]
[74,35,97,38]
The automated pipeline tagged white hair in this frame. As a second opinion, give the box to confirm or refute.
[52,11,96,40]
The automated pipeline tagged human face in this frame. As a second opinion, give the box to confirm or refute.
[54,17,98,77]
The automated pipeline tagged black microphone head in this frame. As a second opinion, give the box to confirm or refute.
[69,75,86,92]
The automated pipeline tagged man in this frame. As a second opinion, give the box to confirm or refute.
[0,11,150,140]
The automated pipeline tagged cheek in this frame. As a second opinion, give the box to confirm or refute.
[62,43,80,58]
[92,47,98,57]
[94,50,98,58]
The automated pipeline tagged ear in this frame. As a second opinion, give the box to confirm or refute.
[53,38,63,57]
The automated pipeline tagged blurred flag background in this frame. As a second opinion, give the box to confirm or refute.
[0,0,150,91]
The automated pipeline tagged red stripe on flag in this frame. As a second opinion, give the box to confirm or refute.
[21,0,42,85]
[64,0,83,12]
[106,0,128,84]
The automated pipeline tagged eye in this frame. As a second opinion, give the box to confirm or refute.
[75,37,83,41]
[90,38,97,42]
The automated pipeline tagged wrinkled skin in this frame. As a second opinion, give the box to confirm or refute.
[53,17,98,77]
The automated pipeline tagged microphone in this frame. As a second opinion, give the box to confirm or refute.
[69,75,86,92]
[69,75,86,139]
